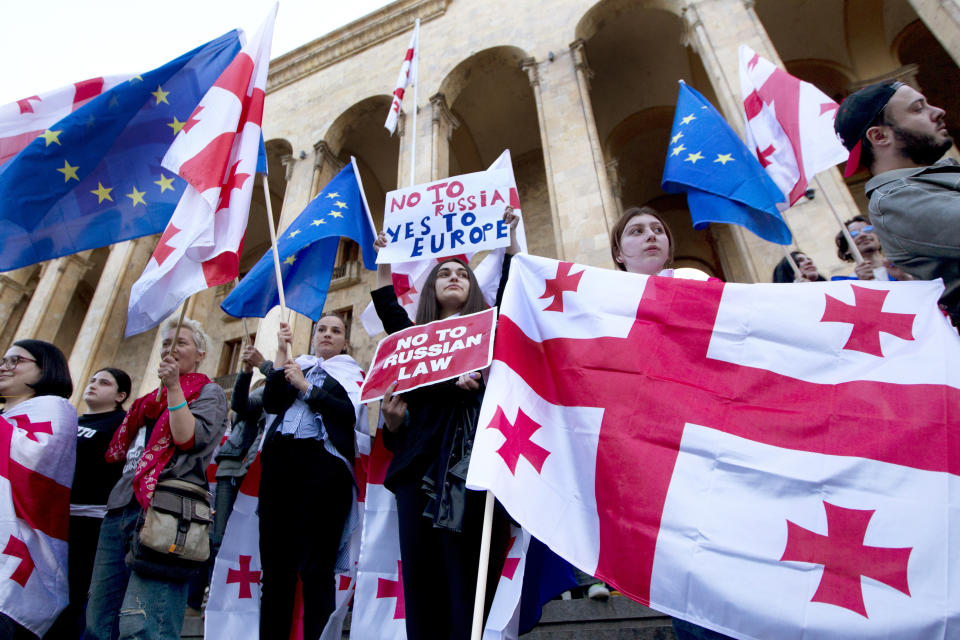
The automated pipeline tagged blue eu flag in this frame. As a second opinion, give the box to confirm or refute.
[0,30,243,271]
[221,160,378,320]
[661,82,791,245]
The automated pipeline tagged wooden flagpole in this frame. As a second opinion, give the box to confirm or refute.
[262,175,293,355]
[156,302,189,401]
[409,18,420,188]
[813,174,863,264]
[470,491,496,640]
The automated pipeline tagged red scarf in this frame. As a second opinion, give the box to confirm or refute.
[106,373,210,508]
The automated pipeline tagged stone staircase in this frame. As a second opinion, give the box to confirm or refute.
[183,596,678,638]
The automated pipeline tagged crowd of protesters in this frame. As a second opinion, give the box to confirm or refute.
[0,79,956,640]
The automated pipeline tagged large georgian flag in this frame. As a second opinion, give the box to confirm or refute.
[738,45,849,206]
[0,397,77,637]
[125,7,275,336]
[467,253,960,639]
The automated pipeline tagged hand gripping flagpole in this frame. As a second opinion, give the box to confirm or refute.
[155,302,189,401]
[470,490,496,640]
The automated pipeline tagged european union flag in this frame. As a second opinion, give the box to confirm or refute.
[0,30,242,271]
[221,159,378,320]
[661,82,791,245]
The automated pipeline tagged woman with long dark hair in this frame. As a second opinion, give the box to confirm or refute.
[370,208,519,639]
[0,339,77,639]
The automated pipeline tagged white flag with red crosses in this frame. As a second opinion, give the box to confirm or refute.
[125,7,275,336]
[0,396,77,637]
[468,253,960,639]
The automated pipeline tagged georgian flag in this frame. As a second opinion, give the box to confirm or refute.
[0,397,77,637]
[738,45,849,207]
[467,253,960,639]
[360,149,527,336]
[205,355,367,640]
[125,7,275,336]
[384,20,419,136]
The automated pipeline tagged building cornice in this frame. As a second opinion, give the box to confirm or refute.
[267,0,449,93]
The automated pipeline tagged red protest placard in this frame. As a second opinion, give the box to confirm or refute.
[360,308,497,403]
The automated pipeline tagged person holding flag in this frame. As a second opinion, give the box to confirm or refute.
[371,207,519,640]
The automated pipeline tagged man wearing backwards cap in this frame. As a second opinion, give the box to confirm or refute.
[834,81,959,320]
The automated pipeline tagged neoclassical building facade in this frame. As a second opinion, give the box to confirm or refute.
[3,0,960,402]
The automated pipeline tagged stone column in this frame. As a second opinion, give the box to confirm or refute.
[312,140,344,199]
[429,93,460,181]
[522,57,565,260]
[395,111,407,188]
[569,39,620,234]
[906,0,960,68]
[682,0,862,282]
[13,253,92,343]
[0,268,36,352]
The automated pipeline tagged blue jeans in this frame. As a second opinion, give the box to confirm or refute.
[84,503,189,640]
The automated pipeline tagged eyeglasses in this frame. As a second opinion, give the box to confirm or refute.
[849,225,874,239]
[0,355,37,370]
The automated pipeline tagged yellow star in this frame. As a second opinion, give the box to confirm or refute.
[714,153,734,166]
[684,151,704,164]
[311,219,326,226]
[57,160,79,182]
[151,85,169,105]
[284,254,296,265]
[154,174,175,193]
[326,192,339,199]
[670,143,686,157]
[288,229,301,238]
[39,129,62,146]
[671,132,683,144]
[90,182,114,203]
[130,75,143,83]
[335,201,347,209]
[167,116,186,136]
[85,114,96,129]
[680,114,696,125]
[108,95,120,111]
[126,186,146,206]
[328,210,343,219]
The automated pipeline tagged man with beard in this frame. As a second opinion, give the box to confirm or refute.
[834,81,959,320]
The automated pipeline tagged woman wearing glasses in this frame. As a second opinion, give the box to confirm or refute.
[0,340,77,639]
[835,215,913,281]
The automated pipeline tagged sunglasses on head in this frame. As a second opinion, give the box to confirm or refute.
[849,225,874,238]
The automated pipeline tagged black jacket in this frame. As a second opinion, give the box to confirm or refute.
[262,365,356,462]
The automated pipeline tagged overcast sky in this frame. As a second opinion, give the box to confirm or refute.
[0,0,392,105]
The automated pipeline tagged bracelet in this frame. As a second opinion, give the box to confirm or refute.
[169,400,188,412]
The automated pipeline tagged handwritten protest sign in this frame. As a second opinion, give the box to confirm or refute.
[360,308,497,402]
[376,169,514,264]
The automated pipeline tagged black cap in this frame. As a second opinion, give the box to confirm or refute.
[834,82,903,176]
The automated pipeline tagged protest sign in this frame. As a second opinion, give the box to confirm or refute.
[360,308,497,402]
[376,169,514,264]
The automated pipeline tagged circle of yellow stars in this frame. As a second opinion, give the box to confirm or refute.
[669,112,737,167]
[281,191,354,266]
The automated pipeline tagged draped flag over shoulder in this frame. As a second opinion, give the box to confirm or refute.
[206,357,367,640]
[359,149,526,336]
[0,31,242,271]
[0,397,77,637]
[384,20,419,135]
[739,45,849,202]
[221,158,378,320]
[662,82,790,245]
[125,8,275,336]
[468,253,960,639]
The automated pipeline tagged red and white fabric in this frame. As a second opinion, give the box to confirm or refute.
[360,149,527,336]
[0,396,77,637]
[0,76,130,168]
[125,7,276,336]
[738,44,848,208]
[482,524,531,640]
[350,428,407,639]
[384,21,419,135]
[205,355,367,640]
[467,252,960,639]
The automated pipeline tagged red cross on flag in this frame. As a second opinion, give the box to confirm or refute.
[738,45,849,207]
[125,6,276,336]
[466,253,960,639]
[0,397,77,637]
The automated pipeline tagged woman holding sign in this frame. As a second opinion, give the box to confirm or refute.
[371,209,519,640]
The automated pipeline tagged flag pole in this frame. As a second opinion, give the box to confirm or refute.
[262,174,293,355]
[813,174,863,264]
[155,302,189,401]
[409,18,420,188]
[781,246,802,280]
[470,490,496,640]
